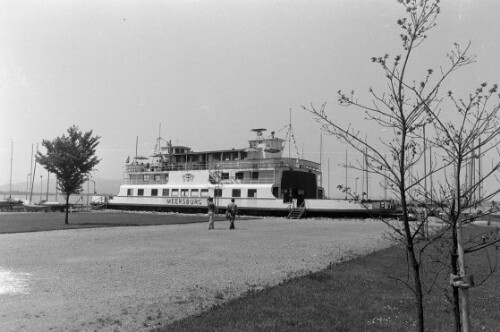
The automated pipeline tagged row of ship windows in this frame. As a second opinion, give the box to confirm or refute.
[135,172,259,182]
[127,188,258,198]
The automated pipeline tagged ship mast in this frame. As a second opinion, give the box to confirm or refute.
[156,123,163,155]
[288,109,291,159]
[135,136,138,163]
[283,108,300,159]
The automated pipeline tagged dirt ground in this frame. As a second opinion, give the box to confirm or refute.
[0,216,391,331]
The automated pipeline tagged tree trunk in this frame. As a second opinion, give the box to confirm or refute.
[64,194,70,225]
[451,218,462,331]
[408,243,424,332]
[456,215,471,332]
[454,161,471,332]
[400,189,425,332]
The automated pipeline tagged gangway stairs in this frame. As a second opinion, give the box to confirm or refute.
[287,202,306,219]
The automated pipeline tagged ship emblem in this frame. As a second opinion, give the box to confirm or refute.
[183,173,194,182]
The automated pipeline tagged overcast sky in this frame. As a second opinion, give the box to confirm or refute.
[2,0,500,197]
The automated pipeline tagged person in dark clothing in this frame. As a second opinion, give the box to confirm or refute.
[227,198,237,230]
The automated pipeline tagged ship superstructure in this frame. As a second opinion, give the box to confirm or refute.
[108,128,387,217]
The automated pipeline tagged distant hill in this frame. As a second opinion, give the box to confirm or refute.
[0,178,123,196]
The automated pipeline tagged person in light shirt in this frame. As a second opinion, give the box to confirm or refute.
[207,196,215,229]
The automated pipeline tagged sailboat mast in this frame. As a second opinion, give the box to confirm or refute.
[9,139,13,201]
[478,138,482,200]
[30,143,38,203]
[345,149,348,199]
[319,133,322,166]
[319,133,323,189]
[46,170,50,201]
[28,143,33,200]
[328,158,330,198]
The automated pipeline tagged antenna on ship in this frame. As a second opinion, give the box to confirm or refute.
[155,123,166,159]
[135,136,138,164]
[274,108,300,158]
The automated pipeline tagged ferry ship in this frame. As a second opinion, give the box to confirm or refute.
[107,128,392,217]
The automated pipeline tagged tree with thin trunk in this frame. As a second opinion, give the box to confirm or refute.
[303,1,479,330]
[36,125,101,224]
[421,80,500,331]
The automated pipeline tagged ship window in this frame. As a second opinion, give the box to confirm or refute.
[214,189,222,197]
[235,172,244,180]
[127,189,133,196]
[201,189,209,197]
[232,189,241,197]
[191,189,199,197]
[154,174,161,182]
[162,189,169,196]
[151,189,158,196]
[143,174,150,182]
[138,189,144,196]
[251,172,259,179]
[221,172,229,180]
[248,189,257,198]
[171,189,179,196]
[181,189,188,196]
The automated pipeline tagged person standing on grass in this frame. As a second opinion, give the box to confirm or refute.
[227,198,237,230]
[207,196,215,229]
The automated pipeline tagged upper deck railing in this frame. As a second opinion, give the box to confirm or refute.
[126,157,321,174]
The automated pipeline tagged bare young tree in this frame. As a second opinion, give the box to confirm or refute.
[422,81,500,331]
[303,1,480,330]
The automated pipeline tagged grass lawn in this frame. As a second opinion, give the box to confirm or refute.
[0,210,229,233]
[160,225,500,332]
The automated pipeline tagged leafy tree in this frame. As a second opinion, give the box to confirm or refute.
[36,125,100,224]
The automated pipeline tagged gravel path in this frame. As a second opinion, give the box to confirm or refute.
[0,218,391,331]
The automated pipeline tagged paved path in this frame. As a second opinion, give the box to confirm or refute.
[0,218,390,331]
